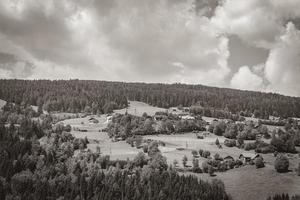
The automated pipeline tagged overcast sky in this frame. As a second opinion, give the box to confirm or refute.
[0,0,300,97]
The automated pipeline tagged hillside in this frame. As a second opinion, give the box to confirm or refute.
[0,79,299,118]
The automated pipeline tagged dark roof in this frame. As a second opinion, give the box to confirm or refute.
[224,156,234,160]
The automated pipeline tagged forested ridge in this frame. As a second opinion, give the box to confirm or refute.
[1,79,300,118]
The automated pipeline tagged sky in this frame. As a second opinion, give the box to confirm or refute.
[0,0,300,97]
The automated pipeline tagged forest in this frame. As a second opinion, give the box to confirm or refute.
[1,79,300,118]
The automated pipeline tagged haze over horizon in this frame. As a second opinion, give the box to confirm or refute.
[0,0,300,97]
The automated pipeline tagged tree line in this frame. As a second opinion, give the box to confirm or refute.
[1,79,300,117]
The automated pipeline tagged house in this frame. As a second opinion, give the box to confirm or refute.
[88,117,99,124]
[223,156,234,162]
[154,114,165,121]
[180,115,195,120]
[105,116,112,123]
[269,115,280,121]
[239,153,260,163]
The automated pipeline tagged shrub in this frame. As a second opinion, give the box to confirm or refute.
[208,165,215,176]
[275,154,289,173]
[191,150,198,158]
[214,153,222,161]
[255,157,265,168]
[202,161,210,173]
[173,159,178,167]
[182,155,188,167]
[215,138,220,145]
[224,139,236,147]
[143,145,148,153]
[255,145,276,154]
[235,160,243,167]
[197,135,204,139]
[192,158,202,173]
[244,142,256,151]
[198,149,204,157]
[271,136,287,152]
[202,150,211,158]
[218,162,227,172]
[226,160,235,169]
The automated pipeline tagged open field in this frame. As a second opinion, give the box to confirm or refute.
[61,115,142,160]
[114,101,166,116]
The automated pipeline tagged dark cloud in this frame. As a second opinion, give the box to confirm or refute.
[194,0,219,18]
[228,35,269,74]
[0,52,34,78]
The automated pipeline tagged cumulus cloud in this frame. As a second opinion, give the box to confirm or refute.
[265,22,300,96]
[212,0,300,48]
[230,66,264,91]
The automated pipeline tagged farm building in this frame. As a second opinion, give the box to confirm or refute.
[239,153,261,163]
[223,156,234,162]
[88,117,99,124]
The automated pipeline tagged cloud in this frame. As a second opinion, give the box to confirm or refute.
[265,22,300,96]
[0,0,299,97]
[230,66,264,91]
[0,52,34,78]
[211,0,300,48]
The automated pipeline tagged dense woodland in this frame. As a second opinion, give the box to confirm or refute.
[1,79,300,118]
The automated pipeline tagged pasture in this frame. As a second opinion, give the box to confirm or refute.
[114,101,166,116]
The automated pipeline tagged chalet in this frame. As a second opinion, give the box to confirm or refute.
[154,114,165,121]
[239,153,260,163]
[88,117,99,124]
[223,156,234,162]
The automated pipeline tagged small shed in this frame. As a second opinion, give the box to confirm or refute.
[239,153,260,163]
[89,117,99,124]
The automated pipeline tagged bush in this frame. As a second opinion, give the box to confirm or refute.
[191,150,198,158]
[235,160,243,167]
[143,145,148,153]
[202,150,211,158]
[298,163,300,176]
[218,162,227,172]
[208,165,215,176]
[214,153,222,161]
[255,145,276,154]
[182,155,188,167]
[224,139,236,147]
[255,157,265,168]
[215,138,220,145]
[192,158,202,173]
[173,159,178,167]
[202,161,210,173]
[198,149,204,157]
[226,160,235,169]
[275,154,289,173]
[244,142,256,151]
[197,135,204,139]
